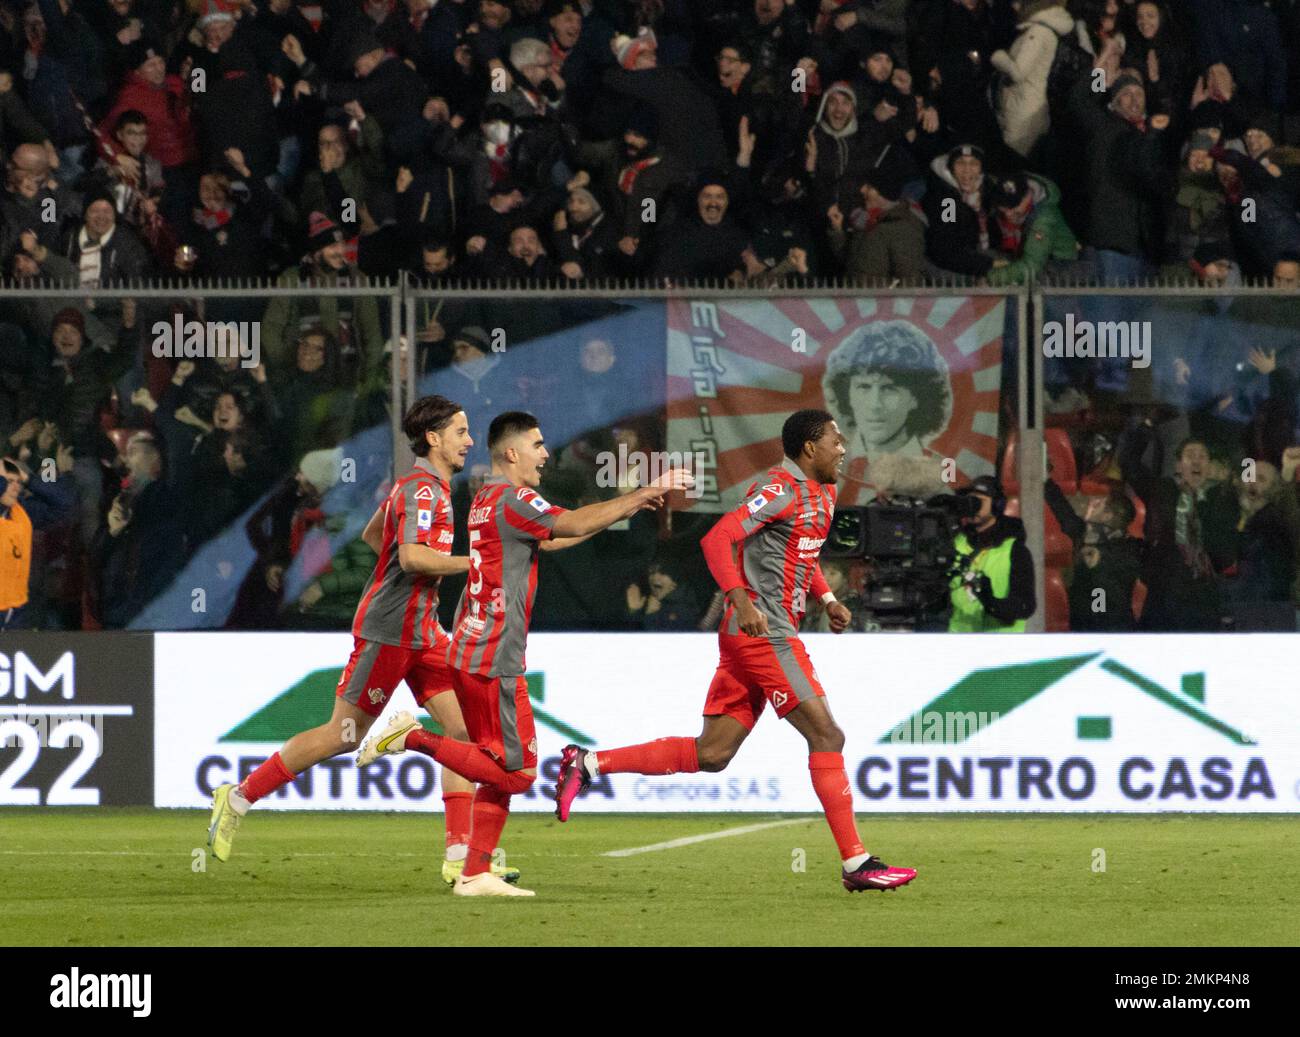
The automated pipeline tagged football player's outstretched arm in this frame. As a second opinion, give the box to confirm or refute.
[550,468,695,539]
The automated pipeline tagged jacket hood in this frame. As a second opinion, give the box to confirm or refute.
[815,82,859,138]
[1027,5,1075,35]
[929,153,981,196]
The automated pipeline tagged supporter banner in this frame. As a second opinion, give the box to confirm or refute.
[666,296,1008,509]
[0,634,154,806]
[153,633,1297,813]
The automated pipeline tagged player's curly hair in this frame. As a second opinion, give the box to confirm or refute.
[403,394,464,456]
[821,320,952,446]
[782,408,835,461]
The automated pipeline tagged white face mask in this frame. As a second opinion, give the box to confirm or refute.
[484,121,512,146]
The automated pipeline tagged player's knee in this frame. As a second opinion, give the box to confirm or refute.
[807,722,845,755]
[501,771,535,794]
[696,740,737,773]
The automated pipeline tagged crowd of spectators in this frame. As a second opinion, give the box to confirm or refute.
[0,0,1298,632]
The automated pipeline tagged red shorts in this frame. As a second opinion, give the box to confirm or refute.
[336,635,455,717]
[703,633,826,731]
[450,668,537,773]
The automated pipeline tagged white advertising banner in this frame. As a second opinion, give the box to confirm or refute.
[154,633,1300,813]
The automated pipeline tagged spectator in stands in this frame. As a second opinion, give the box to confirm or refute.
[174,149,276,282]
[1045,474,1142,630]
[623,558,700,631]
[63,189,153,291]
[89,431,184,628]
[261,211,385,382]
[1223,459,1300,629]
[552,186,621,280]
[653,174,762,282]
[1186,0,1287,111]
[984,169,1080,283]
[1070,63,1171,282]
[1121,424,1239,629]
[0,453,75,630]
[923,144,1003,279]
[826,160,925,282]
[1161,131,1228,277]
[299,107,386,235]
[0,142,81,258]
[992,0,1077,161]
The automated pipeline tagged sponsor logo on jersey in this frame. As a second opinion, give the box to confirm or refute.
[437,530,454,545]
[773,690,788,708]
[762,483,784,496]
[414,485,435,501]
[796,536,827,552]
[417,508,432,529]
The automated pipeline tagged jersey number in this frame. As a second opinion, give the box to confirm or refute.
[468,529,483,595]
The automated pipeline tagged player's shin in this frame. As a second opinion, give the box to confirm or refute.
[464,785,513,878]
[808,751,868,865]
[404,727,521,786]
[238,751,296,806]
[595,737,699,775]
[442,788,473,859]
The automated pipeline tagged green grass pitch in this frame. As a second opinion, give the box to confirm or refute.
[2,809,1296,946]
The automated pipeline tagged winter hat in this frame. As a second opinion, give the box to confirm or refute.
[694,169,729,195]
[487,175,520,198]
[855,31,895,62]
[452,326,492,353]
[986,171,1029,209]
[945,143,985,170]
[814,81,859,137]
[83,188,119,215]
[1244,110,1281,143]
[1108,71,1144,104]
[1187,130,1218,154]
[568,186,602,216]
[624,103,659,145]
[51,308,86,337]
[860,159,906,202]
[307,210,344,251]
[347,30,384,67]
[613,28,656,70]
[480,102,514,126]
[298,447,343,494]
[197,0,236,28]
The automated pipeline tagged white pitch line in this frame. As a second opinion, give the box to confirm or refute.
[602,818,816,858]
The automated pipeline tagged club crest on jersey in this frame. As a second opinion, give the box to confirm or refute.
[366,688,384,704]
[417,508,432,529]
[414,485,435,501]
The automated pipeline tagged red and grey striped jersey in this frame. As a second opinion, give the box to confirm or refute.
[720,457,836,637]
[352,457,453,649]
[448,476,566,677]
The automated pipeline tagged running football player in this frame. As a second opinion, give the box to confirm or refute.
[554,409,917,892]
[359,411,693,896]
[207,395,519,885]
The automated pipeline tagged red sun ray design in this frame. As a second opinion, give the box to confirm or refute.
[667,295,1010,511]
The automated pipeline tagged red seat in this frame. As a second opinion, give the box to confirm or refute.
[1044,569,1070,631]
[1000,496,1072,567]
[1000,429,1078,496]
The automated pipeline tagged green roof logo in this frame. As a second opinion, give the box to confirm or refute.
[880,653,1256,745]
[221,668,594,744]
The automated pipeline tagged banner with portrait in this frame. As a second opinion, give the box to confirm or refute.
[665,296,1012,510]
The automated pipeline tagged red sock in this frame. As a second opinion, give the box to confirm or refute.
[463,785,511,877]
[239,752,295,804]
[809,752,865,861]
[442,791,472,848]
[405,728,514,786]
[596,737,699,775]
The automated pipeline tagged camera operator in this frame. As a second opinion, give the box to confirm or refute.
[948,476,1036,632]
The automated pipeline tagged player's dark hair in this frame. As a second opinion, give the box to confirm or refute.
[782,409,835,461]
[488,410,540,454]
[403,394,464,456]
